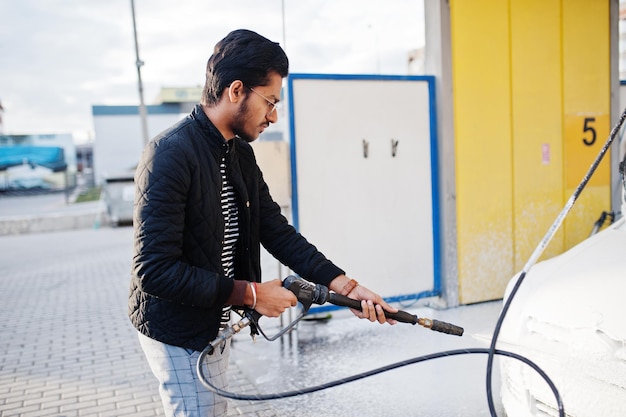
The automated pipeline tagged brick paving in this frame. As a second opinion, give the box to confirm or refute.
[0,227,278,417]
[0,194,506,417]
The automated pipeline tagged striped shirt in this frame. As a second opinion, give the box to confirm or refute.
[220,151,239,325]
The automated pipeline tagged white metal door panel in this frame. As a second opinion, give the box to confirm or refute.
[288,74,439,301]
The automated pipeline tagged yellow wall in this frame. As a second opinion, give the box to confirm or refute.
[510,0,565,270]
[562,0,611,247]
[450,0,514,304]
[450,0,611,304]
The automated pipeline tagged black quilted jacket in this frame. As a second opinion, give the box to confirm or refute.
[128,104,344,351]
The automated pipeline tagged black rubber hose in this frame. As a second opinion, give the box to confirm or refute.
[197,347,563,417]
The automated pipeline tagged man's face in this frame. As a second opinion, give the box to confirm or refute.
[232,72,282,143]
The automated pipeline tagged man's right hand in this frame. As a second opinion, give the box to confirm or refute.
[247,279,297,317]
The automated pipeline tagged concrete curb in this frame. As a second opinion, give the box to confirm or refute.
[0,211,103,236]
[0,196,107,236]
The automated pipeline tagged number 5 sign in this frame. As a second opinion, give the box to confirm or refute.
[564,113,610,188]
[582,116,597,146]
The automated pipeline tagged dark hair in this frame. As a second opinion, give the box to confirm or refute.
[201,29,289,106]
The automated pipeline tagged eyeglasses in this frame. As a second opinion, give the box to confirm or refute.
[248,87,281,116]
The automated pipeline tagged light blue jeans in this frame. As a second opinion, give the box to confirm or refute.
[138,332,231,417]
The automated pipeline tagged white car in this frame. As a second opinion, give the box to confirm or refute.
[498,200,626,417]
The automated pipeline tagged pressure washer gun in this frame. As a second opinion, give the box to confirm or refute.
[284,276,464,336]
[203,276,464,355]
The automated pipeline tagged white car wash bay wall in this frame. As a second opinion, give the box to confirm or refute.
[287,74,440,308]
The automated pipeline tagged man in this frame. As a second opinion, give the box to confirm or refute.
[129,29,397,417]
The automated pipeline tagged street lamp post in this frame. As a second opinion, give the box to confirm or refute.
[130,0,149,147]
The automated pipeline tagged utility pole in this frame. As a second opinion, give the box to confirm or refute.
[281,0,287,52]
[130,0,149,146]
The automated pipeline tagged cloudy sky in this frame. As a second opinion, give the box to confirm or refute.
[0,0,425,142]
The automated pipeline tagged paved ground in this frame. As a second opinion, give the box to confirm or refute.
[0,226,279,417]
[0,193,507,416]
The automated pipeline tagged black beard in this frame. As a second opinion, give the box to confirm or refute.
[232,98,257,143]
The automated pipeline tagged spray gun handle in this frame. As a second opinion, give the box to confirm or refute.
[283,275,330,308]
